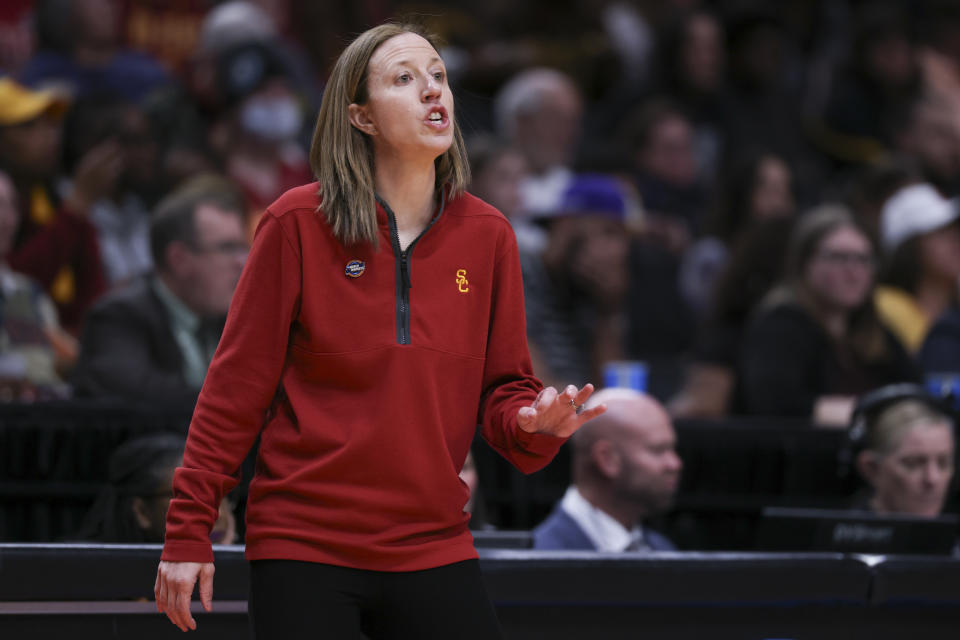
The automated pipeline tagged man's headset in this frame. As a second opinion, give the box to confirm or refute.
[837,383,959,481]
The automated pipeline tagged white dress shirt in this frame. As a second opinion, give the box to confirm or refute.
[560,486,648,552]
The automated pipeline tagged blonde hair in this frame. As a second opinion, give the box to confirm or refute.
[866,400,954,456]
[309,22,470,247]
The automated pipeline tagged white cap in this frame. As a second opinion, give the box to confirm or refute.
[880,183,960,252]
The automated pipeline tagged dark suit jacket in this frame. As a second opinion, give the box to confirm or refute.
[72,275,223,406]
[532,504,676,551]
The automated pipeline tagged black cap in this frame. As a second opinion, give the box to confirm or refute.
[216,40,288,104]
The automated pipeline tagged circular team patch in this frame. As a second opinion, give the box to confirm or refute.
[345,259,366,278]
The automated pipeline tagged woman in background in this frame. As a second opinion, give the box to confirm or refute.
[875,182,960,353]
[739,205,918,425]
[851,386,955,517]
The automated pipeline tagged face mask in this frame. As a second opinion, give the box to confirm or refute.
[240,95,303,142]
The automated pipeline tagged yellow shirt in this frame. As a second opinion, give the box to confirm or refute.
[874,286,930,353]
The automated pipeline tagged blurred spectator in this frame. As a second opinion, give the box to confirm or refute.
[651,8,726,184]
[0,168,74,399]
[62,94,160,287]
[196,1,321,109]
[917,0,960,168]
[196,0,279,57]
[142,4,309,196]
[681,150,796,316]
[815,2,922,169]
[142,45,234,194]
[622,234,697,401]
[622,99,704,254]
[918,0,960,94]
[704,151,797,246]
[0,77,107,334]
[72,175,247,405]
[466,135,528,221]
[719,7,822,203]
[595,0,655,90]
[73,433,236,543]
[494,67,583,227]
[739,205,918,426]
[532,388,680,551]
[21,0,169,103]
[520,174,630,389]
[147,39,311,227]
[430,0,647,113]
[208,42,311,234]
[892,95,960,198]
[670,216,794,419]
[617,101,707,398]
[875,183,960,353]
[558,0,658,171]
[842,158,919,238]
[466,134,537,251]
[850,385,955,517]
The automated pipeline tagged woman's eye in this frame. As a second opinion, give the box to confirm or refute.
[433,71,444,81]
[900,457,924,471]
[398,73,411,83]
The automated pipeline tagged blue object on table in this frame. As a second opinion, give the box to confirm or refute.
[926,372,960,410]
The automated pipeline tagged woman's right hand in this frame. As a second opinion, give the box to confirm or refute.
[155,560,215,631]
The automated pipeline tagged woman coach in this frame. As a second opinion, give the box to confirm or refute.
[154,22,604,638]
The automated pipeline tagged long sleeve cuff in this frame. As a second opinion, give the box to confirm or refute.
[161,540,214,564]
[513,421,569,457]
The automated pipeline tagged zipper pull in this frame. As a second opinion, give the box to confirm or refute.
[401,253,411,289]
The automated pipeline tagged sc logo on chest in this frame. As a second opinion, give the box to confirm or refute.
[456,269,469,293]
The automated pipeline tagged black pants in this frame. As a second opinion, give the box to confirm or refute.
[249,559,503,640]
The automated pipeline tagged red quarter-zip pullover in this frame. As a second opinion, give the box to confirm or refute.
[161,183,565,570]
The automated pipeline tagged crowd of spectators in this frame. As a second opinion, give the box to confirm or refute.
[1,0,960,544]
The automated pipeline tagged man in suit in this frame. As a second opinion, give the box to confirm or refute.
[533,387,683,551]
[72,175,248,405]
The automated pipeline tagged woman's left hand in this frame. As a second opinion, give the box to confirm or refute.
[516,384,606,438]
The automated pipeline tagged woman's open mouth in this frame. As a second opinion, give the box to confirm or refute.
[425,107,449,129]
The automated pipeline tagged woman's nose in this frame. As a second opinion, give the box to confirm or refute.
[422,76,441,100]
[923,461,946,486]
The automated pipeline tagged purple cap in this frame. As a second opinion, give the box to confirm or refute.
[554,174,628,220]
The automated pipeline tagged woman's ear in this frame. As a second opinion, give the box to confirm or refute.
[857,450,880,487]
[348,103,377,135]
